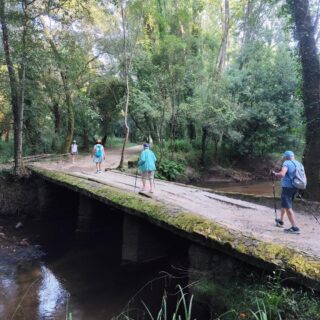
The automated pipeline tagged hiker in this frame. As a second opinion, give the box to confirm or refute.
[138,143,157,193]
[70,140,78,164]
[272,150,301,234]
[92,139,105,173]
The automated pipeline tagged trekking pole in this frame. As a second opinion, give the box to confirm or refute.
[296,193,320,225]
[134,167,139,193]
[271,172,278,222]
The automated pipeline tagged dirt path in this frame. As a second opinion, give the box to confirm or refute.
[33,145,142,172]
[34,146,320,259]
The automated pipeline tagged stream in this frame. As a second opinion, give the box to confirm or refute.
[0,220,193,320]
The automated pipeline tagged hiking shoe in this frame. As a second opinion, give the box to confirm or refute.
[284,227,300,234]
[275,219,284,228]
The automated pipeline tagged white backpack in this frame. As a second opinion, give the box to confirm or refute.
[291,161,307,190]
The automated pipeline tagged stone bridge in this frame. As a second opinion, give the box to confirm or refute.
[24,164,320,292]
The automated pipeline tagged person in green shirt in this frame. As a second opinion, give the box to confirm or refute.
[138,143,157,193]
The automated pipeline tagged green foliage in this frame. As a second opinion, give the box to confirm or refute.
[156,159,186,181]
[105,136,136,148]
[0,0,306,172]
[194,274,320,320]
[116,284,195,320]
[168,140,193,153]
[0,141,13,163]
[250,299,282,320]
[89,77,125,138]
[142,285,195,320]
[226,44,303,157]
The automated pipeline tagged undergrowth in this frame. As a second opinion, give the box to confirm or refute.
[0,141,13,163]
[194,272,320,320]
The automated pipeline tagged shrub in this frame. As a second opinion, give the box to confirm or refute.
[168,139,193,153]
[156,159,186,181]
[0,141,13,163]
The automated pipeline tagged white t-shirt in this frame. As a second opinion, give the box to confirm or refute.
[71,144,78,153]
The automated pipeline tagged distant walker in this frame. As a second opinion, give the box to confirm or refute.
[70,140,78,164]
[92,140,105,173]
[138,143,157,193]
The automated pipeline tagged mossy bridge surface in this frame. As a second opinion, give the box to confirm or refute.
[29,152,320,291]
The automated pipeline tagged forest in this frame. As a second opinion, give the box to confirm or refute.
[0,0,319,198]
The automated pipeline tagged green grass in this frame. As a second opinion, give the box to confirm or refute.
[193,274,320,320]
[105,136,137,148]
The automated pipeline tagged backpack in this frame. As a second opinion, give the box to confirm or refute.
[95,144,102,157]
[291,160,307,190]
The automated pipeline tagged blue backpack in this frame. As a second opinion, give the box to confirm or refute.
[95,144,102,157]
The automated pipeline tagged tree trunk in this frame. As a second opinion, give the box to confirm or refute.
[52,103,62,134]
[82,128,89,151]
[60,72,74,153]
[288,0,320,200]
[119,75,130,169]
[201,126,208,166]
[0,0,24,175]
[216,0,230,74]
[118,0,130,169]
[41,19,74,154]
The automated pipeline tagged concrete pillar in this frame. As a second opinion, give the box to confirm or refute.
[76,194,95,233]
[188,244,239,285]
[121,215,167,264]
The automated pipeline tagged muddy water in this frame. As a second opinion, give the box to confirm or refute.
[204,180,281,197]
[0,222,194,320]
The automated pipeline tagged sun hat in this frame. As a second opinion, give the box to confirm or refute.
[283,150,294,158]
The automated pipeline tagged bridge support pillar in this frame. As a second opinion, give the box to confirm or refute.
[188,244,243,285]
[77,194,95,233]
[121,215,167,264]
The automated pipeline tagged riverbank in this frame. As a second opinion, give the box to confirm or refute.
[0,217,44,268]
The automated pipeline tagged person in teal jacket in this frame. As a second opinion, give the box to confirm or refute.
[138,143,157,193]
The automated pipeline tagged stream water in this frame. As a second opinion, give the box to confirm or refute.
[200,180,281,197]
[0,219,195,320]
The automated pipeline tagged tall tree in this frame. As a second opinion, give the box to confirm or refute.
[0,0,29,174]
[118,0,143,169]
[216,0,230,74]
[288,0,320,200]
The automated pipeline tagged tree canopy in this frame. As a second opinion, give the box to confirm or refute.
[0,0,319,197]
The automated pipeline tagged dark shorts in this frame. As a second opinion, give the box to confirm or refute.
[281,187,297,209]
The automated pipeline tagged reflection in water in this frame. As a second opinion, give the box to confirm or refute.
[0,263,68,320]
[0,237,190,320]
[38,266,68,318]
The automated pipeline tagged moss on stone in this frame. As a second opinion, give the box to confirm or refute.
[30,166,320,288]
